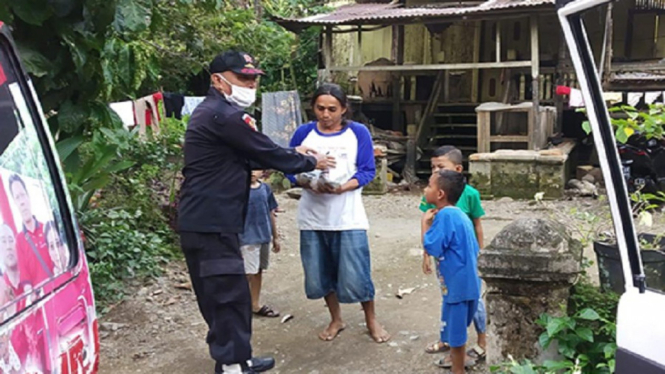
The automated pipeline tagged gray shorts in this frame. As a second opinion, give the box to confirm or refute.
[240,243,270,274]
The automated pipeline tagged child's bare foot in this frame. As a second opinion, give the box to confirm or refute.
[318,321,346,341]
[367,319,390,343]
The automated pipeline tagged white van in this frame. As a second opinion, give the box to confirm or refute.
[558,0,665,372]
[0,21,99,373]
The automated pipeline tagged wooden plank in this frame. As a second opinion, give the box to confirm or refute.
[329,60,533,72]
[530,15,541,150]
[490,135,529,142]
[433,134,478,139]
[471,21,482,103]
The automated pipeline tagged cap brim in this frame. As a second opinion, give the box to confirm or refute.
[233,67,265,76]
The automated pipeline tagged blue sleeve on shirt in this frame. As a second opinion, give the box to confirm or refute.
[423,211,452,258]
[349,122,376,187]
[264,184,278,211]
[286,122,316,184]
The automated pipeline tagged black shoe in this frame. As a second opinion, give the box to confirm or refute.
[248,356,275,372]
[214,357,274,374]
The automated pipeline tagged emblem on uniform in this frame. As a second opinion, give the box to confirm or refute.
[242,114,257,131]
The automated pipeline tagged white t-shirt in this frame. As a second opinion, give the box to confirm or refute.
[288,121,376,231]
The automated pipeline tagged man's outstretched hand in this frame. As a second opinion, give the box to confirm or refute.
[295,146,336,170]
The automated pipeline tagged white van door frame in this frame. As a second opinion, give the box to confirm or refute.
[557,0,665,372]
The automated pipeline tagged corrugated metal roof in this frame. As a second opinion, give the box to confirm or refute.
[274,0,555,30]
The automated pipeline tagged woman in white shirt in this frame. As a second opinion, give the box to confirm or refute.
[288,84,390,343]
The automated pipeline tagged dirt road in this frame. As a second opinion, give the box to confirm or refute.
[99,193,605,374]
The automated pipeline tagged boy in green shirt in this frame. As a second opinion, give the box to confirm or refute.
[421,145,487,365]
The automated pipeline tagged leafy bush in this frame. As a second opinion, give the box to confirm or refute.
[491,283,619,374]
[82,118,185,306]
[581,104,665,143]
[81,208,172,307]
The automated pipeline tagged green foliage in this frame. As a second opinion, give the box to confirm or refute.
[581,104,665,144]
[5,0,160,140]
[64,128,136,213]
[83,118,185,306]
[80,207,171,307]
[151,0,325,96]
[491,283,619,374]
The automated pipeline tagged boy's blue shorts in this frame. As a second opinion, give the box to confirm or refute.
[440,299,479,348]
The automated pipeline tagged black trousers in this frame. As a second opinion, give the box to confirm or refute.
[180,232,252,366]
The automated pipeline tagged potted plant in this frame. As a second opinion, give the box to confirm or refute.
[592,190,665,294]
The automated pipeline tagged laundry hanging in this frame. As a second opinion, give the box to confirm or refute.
[163,92,185,119]
[133,93,164,136]
[109,101,135,129]
[628,92,644,107]
[182,96,205,116]
[645,91,662,105]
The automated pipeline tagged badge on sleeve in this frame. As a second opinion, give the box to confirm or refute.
[242,114,258,131]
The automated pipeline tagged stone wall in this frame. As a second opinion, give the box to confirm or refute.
[469,143,574,200]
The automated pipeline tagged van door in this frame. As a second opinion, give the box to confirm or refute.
[0,22,99,373]
[557,0,665,372]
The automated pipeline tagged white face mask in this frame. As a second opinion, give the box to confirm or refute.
[216,74,256,108]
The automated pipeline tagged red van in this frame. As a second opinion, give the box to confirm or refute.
[0,22,99,373]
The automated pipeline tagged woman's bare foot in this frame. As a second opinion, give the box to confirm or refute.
[367,319,390,343]
[318,320,346,341]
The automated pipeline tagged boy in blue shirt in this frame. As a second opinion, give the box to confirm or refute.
[422,170,481,374]
[421,146,487,362]
[240,170,281,318]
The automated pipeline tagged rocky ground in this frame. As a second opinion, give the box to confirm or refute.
[98,192,619,374]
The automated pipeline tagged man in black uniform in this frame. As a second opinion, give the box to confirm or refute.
[178,51,332,374]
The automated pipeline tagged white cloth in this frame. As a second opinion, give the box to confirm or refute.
[628,92,644,107]
[602,92,623,104]
[568,88,585,108]
[182,96,205,116]
[645,91,662,104]
[109,101,135,129]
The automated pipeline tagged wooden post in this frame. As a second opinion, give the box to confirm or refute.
[477,111,491,153]
[600,3,614,88]
[357,25,363,63]
[530,15,541,150]
[554,28,568,134]
[392,25,404,131]
[625,11,634,60]
[496,21,502,63]
[471,21,482,103]
[323,26,333,82]
[404,137,418,184]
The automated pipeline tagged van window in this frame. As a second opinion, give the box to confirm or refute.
[0,42,74,318]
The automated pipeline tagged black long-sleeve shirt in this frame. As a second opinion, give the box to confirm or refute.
[178,88,316,233]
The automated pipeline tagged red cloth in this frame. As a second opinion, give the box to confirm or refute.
[555,85,572,96]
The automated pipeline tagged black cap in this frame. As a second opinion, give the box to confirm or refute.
[209,51,264,76]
